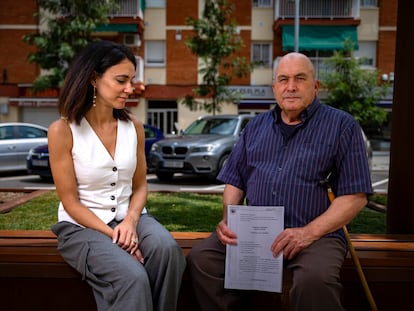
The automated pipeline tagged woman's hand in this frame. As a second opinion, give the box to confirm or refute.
[112,216,144,264]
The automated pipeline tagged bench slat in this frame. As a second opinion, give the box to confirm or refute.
[1,230,414,311]
[0,229,56,238]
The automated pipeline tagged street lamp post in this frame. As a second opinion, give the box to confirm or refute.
[294,0,299,52]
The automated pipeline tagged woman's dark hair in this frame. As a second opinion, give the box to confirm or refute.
[59,40,137,124]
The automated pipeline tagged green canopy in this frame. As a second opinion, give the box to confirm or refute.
[282,25,359,51]
[95,24,138,32]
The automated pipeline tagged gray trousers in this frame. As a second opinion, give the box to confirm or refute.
[52,214,186,311]
[187,231,346,311]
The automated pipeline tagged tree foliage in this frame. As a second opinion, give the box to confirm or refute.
[182,0,254,115]
[320,39,388,133]
[23,0,118,92]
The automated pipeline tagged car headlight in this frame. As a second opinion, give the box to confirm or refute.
[151,143,160,152]
[191,145,214,153]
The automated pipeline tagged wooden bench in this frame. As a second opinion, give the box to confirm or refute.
[1,230,414,311]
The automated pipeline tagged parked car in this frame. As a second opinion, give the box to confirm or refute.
[361,129,373,171]
[0,122,48,173]
[26,124,164,179]
[149,114,253,182]
[144,124,164,169]
[26,143,51,179]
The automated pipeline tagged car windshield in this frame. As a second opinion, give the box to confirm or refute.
[184,118,238,135]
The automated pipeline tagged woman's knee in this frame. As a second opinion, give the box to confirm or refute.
[120,263,151,289]
[147,233,182,257]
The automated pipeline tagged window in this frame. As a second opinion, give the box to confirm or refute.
[353,42,376,68]
[147,101,178,135]
[0,126,14,140]
[253,0,273,8]
[299,51,334,79]
[133,56,144,83]
[145,127,156,139]
[252,43,272,68]
[17,126,47,139]
[361,0,378,7]
[145,41,165,67]
[145,0,165,8]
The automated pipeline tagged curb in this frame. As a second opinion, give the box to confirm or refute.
[0,190,51,214]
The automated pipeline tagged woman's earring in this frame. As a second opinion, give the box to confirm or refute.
[92,87,97,107]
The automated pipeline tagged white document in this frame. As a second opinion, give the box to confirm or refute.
[225,205,284,293]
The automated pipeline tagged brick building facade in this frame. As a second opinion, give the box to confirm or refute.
[0,0,397,138]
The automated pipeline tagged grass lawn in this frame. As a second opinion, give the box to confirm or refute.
[0,190,386,234]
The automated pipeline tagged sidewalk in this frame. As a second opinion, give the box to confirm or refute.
[372,151,390,172]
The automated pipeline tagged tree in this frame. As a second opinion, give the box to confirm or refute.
[320,39,388,134]
[23,0,118,92]
[182,0,254,115]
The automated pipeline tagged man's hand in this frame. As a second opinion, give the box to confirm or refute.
[271,227,317,260]
[216,219,238,245]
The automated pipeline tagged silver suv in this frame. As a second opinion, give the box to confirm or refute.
[149,115,253,181]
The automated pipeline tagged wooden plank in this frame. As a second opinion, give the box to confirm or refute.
[0,230,210,241]
[350,233,414,242]
[0,238,57,246]
[1,230,414,311]
[170,231,211,239]
[1,230,414,268]
[1,230,413,243]
[0,229,57,238]
[0,262,79,278]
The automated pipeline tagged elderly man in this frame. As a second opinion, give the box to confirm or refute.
[187,52,372,311]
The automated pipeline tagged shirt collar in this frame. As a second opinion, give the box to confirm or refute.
[272,97,321,124]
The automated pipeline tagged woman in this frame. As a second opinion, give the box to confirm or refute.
[49,40,186,311]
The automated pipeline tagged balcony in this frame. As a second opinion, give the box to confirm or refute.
[275,0,358,20]
[274,56,358,80]
[108,0,143,18]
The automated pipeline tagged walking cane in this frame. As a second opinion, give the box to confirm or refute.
[319,174,378,311]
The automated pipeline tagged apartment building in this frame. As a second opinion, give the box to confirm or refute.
[0,0,146,126]
[0,0,397,136]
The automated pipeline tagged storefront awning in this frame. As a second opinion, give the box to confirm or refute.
[238,100,276,106]
[95,24,138,32]
[282,25,358,51]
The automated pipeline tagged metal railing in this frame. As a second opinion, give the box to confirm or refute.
[60,0,142,18]
[276,0,355,19]
[109,0,141,17]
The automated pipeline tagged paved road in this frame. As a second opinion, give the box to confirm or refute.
[371,151,390,194]
[372,151,390,171]
[147,151,390,194]
[0,151,390,194]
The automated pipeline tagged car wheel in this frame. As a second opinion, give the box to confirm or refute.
[156,172,174,182]
[218,154,229,172]
[211,154,229,182]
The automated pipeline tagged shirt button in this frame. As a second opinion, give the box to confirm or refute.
[110,182,116,186]
[110,195,115,200]
[111,207,116,212]
[112,167,117,172]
